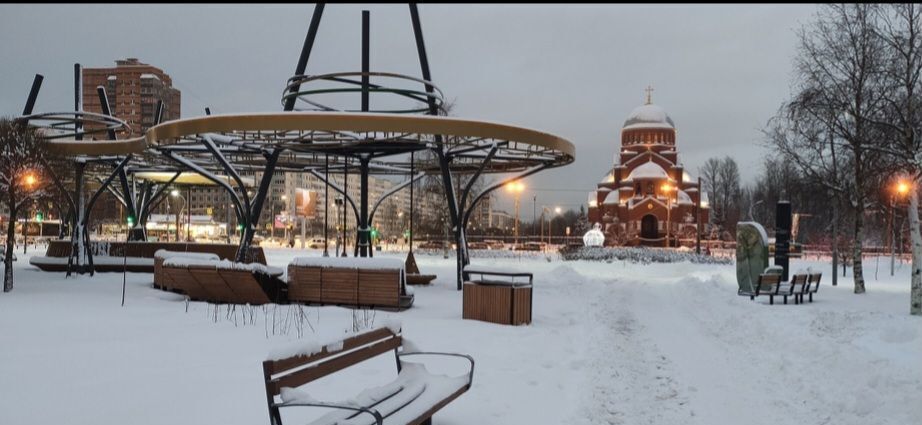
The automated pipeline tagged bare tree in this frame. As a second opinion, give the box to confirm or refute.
[772,3,890,294]
[875,4,922,313]
[0,117,50,292]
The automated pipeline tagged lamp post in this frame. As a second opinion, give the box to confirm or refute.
[506,181,524,247]
[893,179,911,275]
[661,183,676,248]
[21,172,37,254]
[170,189,185,243]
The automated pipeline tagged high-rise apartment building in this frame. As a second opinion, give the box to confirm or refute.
[82,58,181,137]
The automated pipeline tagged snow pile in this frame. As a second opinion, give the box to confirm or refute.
[559,246,732,265]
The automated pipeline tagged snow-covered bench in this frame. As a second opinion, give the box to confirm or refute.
[461,265,533,325]
[160,256,286,304]
[288,257,414,310]
[262,326,474,425]
[154,250,220,290]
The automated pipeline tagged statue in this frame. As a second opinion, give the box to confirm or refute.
[736,221,769,295]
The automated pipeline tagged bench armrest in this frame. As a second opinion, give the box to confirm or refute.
[397,351,475,386]
[276,400,384,425]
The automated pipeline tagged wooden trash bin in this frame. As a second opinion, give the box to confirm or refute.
[462,267,533,325]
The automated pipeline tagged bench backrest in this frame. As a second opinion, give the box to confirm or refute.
[262,327,402,398]
[807,273,822,291]
[757,273,781,294]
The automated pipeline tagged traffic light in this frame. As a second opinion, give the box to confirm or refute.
[126,214,135,226]
[370,228,379,239]
[35,212,43,223]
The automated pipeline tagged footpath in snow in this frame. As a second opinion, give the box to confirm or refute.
[0,248,919,425]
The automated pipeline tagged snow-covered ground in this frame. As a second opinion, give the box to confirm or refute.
[1,248,920,424]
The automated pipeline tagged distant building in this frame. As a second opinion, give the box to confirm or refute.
[82,58,181,137]
[587,90,709,246]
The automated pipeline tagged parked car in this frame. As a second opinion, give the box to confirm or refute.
[484,239,505,250]
[307,238,328,249]
[467,241,489,250]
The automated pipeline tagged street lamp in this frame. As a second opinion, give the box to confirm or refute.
[661,183,676,248]
[21,172,38,253]
[170,189,185,243]
[891,179,912,275]
[506,181,524,247]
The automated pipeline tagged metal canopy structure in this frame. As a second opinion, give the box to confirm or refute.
[17,3,576,288]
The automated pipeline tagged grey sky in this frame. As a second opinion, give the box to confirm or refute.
[0,4,817,214]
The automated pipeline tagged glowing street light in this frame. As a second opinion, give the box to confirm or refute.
[22,172,37,190]
[661,183,676,248]
[506,181,525,246]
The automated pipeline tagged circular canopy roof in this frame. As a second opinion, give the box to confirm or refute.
[622,104,675,131]
[146,112,575,174]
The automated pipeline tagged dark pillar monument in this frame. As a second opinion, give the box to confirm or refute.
[775,199,792,281]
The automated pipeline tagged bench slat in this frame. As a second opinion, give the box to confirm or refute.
[267,336,402,396]
[264,327,397,376]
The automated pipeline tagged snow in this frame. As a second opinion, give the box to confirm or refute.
[622,104,676,129]
[624,160,671,181]
[738,221,769,245]
[602,189,621,205]
[291,257,405,271]
[162,256,283,276]
[154,250,220,261]
[29,255,155,267]
[1,248,921,425]
[463,264,529,275]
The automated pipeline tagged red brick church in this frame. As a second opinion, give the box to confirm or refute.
[587,89,709,246]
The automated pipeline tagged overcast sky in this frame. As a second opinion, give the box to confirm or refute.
[0,4,818,213]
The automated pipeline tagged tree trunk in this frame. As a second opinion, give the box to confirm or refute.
[831,196,838,286]
[853,209,866,294]
[4,205,17,293]
[909,188,922,315]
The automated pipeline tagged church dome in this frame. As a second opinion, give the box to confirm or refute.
[623,104,675,130]
[624,161,670,181]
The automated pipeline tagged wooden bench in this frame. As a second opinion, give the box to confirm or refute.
[262,327,474,425]
[804,272,822,302]
[154,250,220,290]
[462,266,533,325]
[160,257,287,304]
[739,273,785,305]
[288,258,414,310]
[788,273,808,304]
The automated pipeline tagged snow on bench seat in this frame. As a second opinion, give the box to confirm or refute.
[291,257,405,271]
[280,363,469,425]
[162,257,284,276]
[154,250,221,261]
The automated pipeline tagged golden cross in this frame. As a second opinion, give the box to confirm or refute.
[645,85,654,104]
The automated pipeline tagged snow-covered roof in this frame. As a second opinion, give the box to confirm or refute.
[598,172,615,184]
[107,75,117,81]
[602,189,621,205]
[140,73,160,80]
[622,104,675,130]
[676,190,693,205]
[682,171,694,183]
[624,161,670,181]
[597,187,612,192]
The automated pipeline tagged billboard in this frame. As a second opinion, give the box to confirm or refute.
[295,189,317,218]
